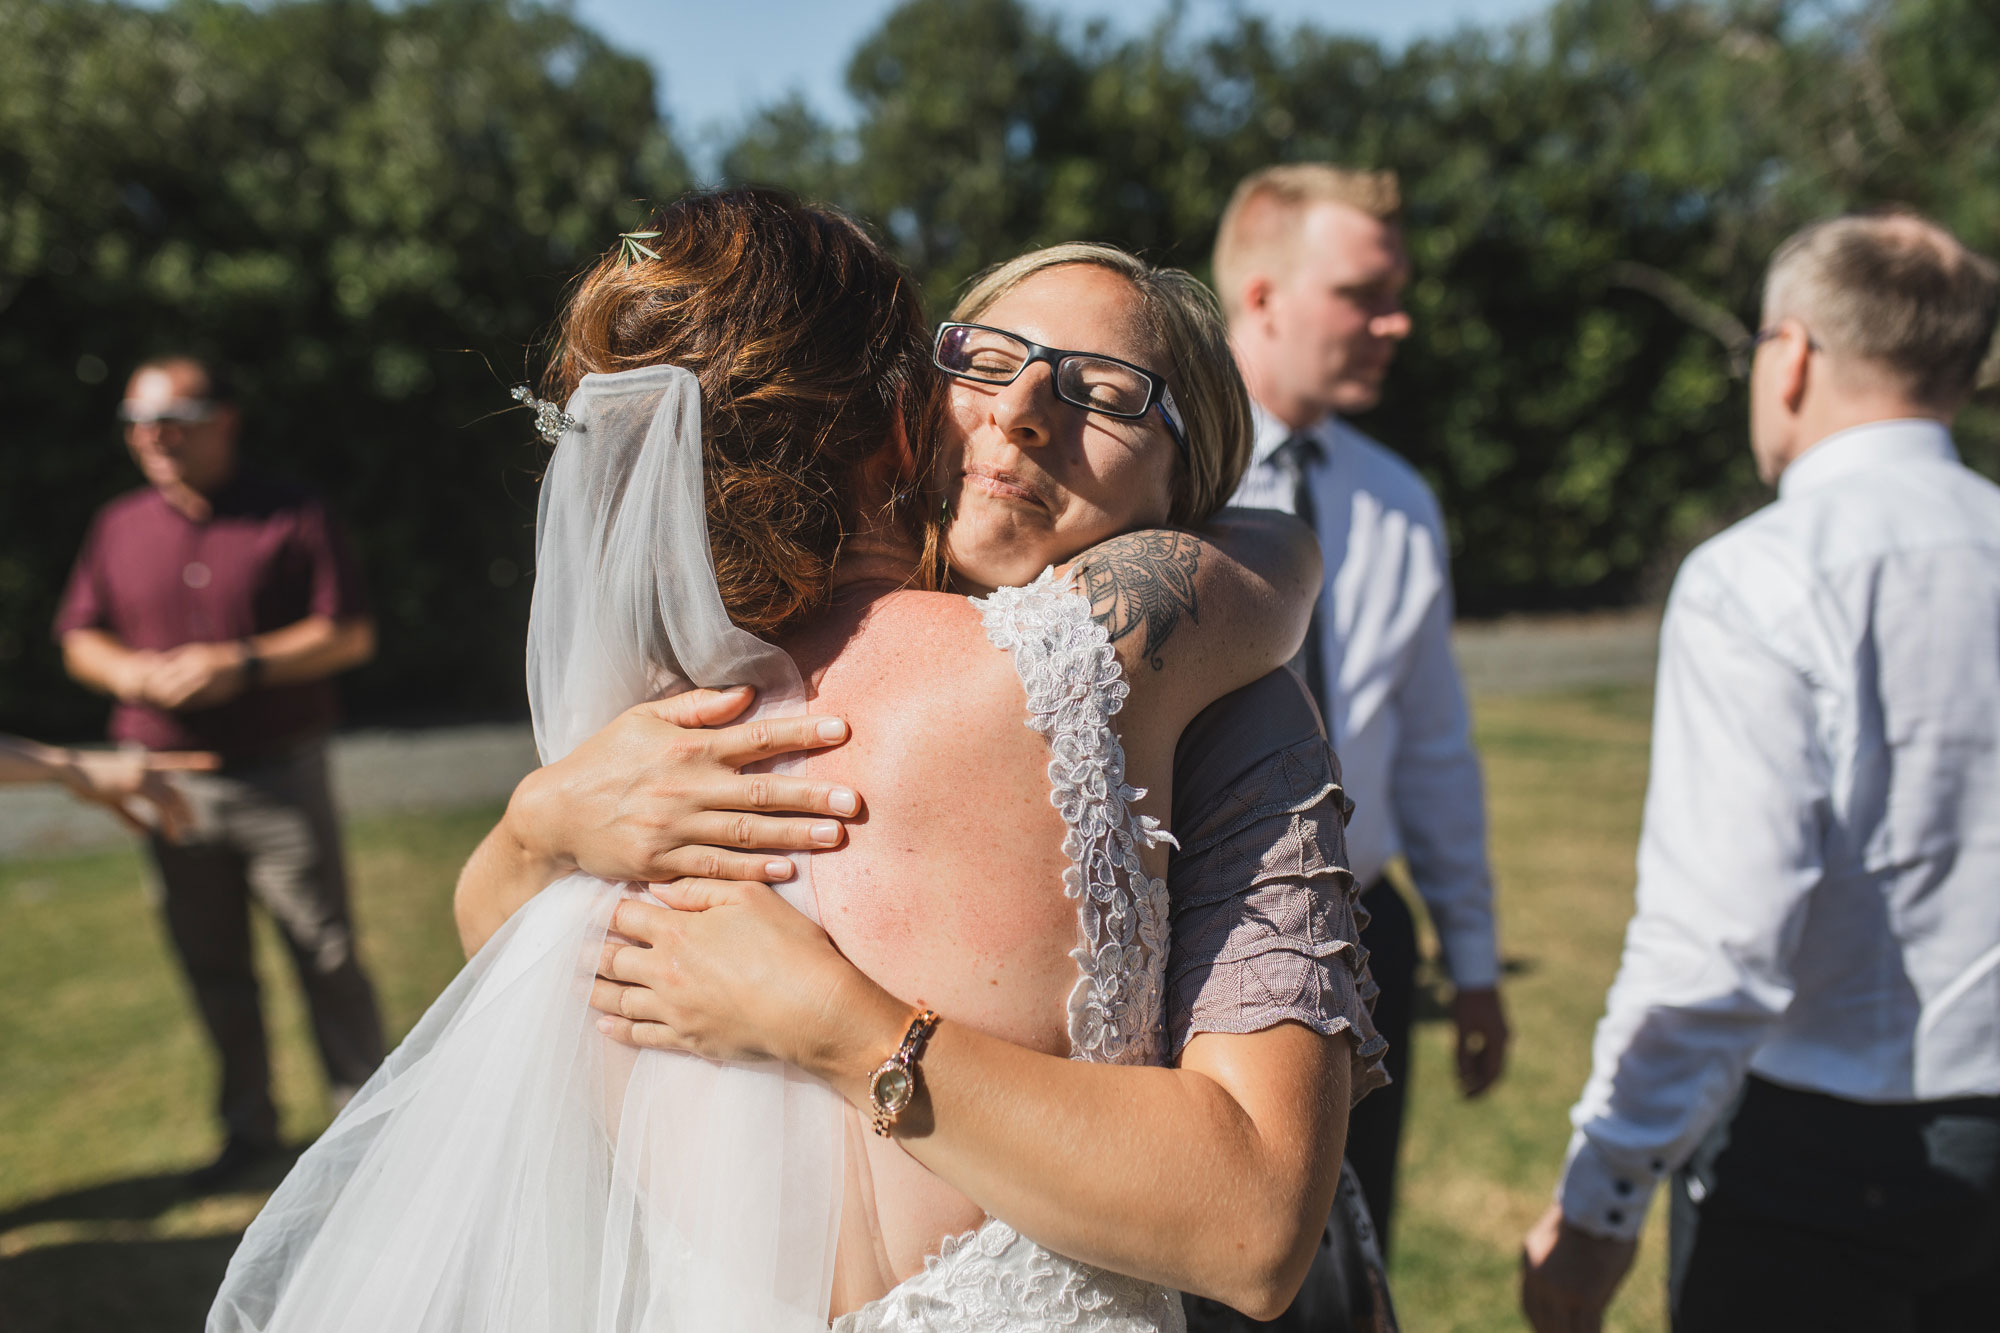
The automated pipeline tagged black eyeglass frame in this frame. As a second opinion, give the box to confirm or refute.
[1728,325,1821,380]
[933,322,1190,466]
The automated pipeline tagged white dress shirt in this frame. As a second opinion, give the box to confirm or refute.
[1559,418,2000,1241]
[1232,406,1499,988]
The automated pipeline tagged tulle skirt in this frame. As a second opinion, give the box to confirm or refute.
[207,873,845,1333]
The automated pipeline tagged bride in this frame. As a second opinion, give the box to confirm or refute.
[212,187,1370,1332]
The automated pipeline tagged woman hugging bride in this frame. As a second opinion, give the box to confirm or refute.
[210,186,1387,1333]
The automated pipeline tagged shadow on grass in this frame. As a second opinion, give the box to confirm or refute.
[0,1233,240,1332]
[0,1153,299,1333]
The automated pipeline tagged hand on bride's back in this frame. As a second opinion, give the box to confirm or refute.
[504,685,864,887]
[591,878,891,1072]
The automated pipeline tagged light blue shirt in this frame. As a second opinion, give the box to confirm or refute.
[1233,406,1498,988]
[1561,418,2000,1240]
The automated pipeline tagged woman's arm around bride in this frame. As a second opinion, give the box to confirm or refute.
[466,242,1388,1320]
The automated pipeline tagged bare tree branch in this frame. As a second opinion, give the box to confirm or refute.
[1607,261,1752,350]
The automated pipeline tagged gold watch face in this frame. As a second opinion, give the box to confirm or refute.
[870,1062,914,1114]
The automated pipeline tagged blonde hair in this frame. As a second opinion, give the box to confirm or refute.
[952,243,1253,525]
[1212,164,1402,317]
[1764,210,2000,409]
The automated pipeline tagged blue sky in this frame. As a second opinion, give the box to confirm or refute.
[572,0,1554,164]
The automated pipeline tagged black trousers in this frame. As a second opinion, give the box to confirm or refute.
[147,743,386,1145]
[1670,1074,2000,1332]
[1344,880,1417,1251]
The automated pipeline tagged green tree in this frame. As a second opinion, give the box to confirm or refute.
[0,0,688,735]
[720,0,1999,612]
[9,0,1993,737]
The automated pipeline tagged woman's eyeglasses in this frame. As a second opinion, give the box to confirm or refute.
[934,322,1190,465]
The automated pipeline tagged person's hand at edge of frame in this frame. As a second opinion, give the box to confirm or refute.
[505,685,865,890]
[60,746,220,843]
[1519,1202,1638,1333]
[1452,984,1510,1097]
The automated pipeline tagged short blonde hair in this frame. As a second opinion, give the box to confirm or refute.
[1212,164,1402,317]
[952,243,1253,525]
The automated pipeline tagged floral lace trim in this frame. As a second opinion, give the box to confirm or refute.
[973,569,1177,1068]
[833,1218,1186,1332]
[829,572,1188,1333]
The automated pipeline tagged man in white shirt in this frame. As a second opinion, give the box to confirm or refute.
[1521,212,2000,1331]
[1212,164,1509,1265]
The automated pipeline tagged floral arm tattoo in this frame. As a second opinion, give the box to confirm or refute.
[1073,530,1202,671]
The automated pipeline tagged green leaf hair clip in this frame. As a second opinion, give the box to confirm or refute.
[618,229,662,265]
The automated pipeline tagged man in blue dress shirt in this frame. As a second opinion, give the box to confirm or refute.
[1520,212,2000,1330]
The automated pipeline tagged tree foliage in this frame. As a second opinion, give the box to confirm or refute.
[1,0,685,734]
[5,0,1996,735]
[725,0,2000,611]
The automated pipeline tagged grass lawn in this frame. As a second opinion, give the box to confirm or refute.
[0,685,1664,1331]
[1391,685,1667,1332]
[0,806,498,1331]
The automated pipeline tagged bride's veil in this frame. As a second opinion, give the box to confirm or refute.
[528,365,805,761]
[208,366,845,1332]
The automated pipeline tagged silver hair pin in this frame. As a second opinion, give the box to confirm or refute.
[511,385,578,444]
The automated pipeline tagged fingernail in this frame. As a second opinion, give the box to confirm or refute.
[595,1016,616,1033]
[830,788,859,816]
[766,859,795,879]
[811,821,841,845]
[817,718,847,741]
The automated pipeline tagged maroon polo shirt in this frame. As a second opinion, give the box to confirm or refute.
[54,472,370,757]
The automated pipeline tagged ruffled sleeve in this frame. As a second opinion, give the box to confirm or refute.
[1166,670,1390,1104]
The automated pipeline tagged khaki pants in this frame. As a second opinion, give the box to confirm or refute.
[147,740,385,1145]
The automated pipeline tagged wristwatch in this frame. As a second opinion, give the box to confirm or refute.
[868,1006,940,1138]
[238,640,265,688]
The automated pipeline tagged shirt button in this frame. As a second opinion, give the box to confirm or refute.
[1606,1209,1624,1226]
[183,561,212,589]
[1651,1158,1667,1174]
[1613,1179,1633,1196]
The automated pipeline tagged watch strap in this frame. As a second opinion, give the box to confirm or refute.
[869,1006,939,1137]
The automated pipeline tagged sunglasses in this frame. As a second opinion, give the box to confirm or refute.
[118,398,218,427]
[933,322,1190,465]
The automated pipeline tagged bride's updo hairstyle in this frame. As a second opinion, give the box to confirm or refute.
[951,243,1253,525]
[547,186,947,637]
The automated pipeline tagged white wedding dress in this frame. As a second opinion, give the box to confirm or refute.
[208,366,1185,1333]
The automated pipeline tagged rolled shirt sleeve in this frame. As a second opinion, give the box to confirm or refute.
[1558,551,1826,1240]
[1168,670,1389,1104]
[297,496,371,621]
[52,511,111,639]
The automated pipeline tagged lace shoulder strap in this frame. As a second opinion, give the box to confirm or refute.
[971,569,1177,1068]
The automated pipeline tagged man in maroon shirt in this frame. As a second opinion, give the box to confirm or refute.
[55,354,386,1188]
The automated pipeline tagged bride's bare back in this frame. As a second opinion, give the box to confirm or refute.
[770,517,1320,1317]
[782,585,1150,1311]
